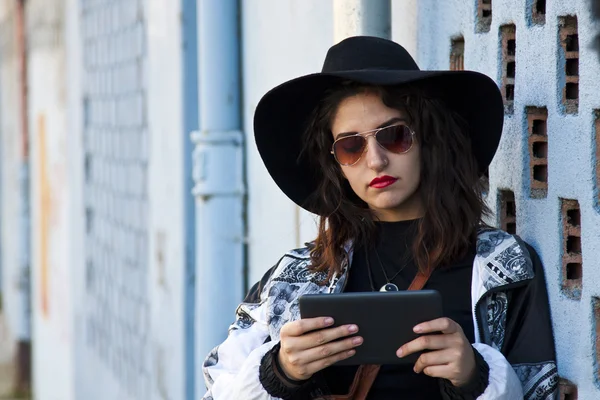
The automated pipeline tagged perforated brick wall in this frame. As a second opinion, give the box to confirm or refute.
[80,0,150,397]
[402,0,600,396]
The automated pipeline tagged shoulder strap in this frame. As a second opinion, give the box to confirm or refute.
[407,268,432,291]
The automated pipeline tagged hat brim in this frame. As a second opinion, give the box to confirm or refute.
[254,69,503,215]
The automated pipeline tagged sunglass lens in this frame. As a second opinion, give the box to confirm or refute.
[377,125,413,153]
[333,136,366,165]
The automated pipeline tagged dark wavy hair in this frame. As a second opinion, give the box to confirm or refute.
[301,82,491,279]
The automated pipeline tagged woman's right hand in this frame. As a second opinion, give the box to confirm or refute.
[277,317,363,381]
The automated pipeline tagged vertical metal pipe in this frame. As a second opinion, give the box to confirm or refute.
[193,0,244,393]
[15,0,31,394]
[333,0,391,42]
[181,0,199,398]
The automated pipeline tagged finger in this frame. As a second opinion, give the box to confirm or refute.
[283,323,358,353]
[299,335,363,365]
[397,334,451,358]
[420,364,451,379]
[282,317,334,338]
[413,318,461,335]
[413,349,457,373]
[303,348,358,376]
[298,324,358,349]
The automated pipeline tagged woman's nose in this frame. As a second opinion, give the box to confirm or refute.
[364,136,388,171]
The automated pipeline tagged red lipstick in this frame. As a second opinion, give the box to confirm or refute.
[369,175,398,189]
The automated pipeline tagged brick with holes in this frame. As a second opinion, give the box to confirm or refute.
[559,16,579,114]
[526,107,549,198]
[560,199,582,300]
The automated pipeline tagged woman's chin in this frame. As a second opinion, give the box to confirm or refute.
[367,194,408,211]
[366,195,422,219]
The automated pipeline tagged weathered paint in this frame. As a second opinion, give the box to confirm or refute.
[37,114,50,319]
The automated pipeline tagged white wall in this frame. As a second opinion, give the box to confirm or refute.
[242,0,332,286]
[65,0,86,398]
[391,0,419,63]
[146,0,186,398]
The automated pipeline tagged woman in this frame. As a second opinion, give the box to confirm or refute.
[202,36,558,400]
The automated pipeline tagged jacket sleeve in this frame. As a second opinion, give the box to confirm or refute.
[469,238,558,400]
[470,343,525,399]
[202,265,282,400]
[501,241,559,400]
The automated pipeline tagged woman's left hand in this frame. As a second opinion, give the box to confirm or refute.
[396,317,476,388]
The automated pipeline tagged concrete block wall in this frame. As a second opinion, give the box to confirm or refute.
[393,0,600,397]
[78,0,152,398]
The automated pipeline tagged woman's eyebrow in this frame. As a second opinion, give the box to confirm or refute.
[335,117,407,139]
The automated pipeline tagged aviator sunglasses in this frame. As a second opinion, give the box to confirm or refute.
[330,123,416,166]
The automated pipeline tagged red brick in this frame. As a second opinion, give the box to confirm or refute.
[526,107,548,197]
[450,37,465,71]
[476,0,492,32]
[559,16,579,114]
[532,0,546,25]
[501,25,516,113]
[561,199,582,300]
[559,378,578,400]
[498,190,516,234]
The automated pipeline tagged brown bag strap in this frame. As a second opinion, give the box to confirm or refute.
[319,269,433,400]
[407,268,432,291]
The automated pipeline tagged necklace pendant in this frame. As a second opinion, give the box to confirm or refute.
[380,283,399,292]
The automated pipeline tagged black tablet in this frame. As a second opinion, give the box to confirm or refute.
[298,290,443,365]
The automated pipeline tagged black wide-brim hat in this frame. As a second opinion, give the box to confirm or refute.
[254,36,504,216]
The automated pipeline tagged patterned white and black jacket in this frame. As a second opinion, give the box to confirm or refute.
[202,228,558,400]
